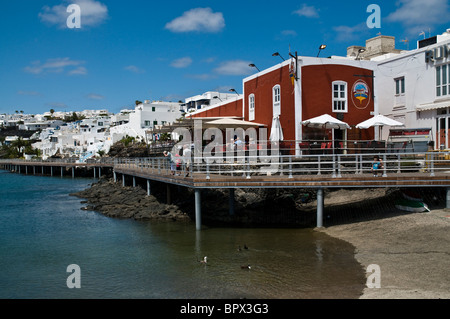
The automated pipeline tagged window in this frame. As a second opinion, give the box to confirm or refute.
[395,77,405,95]
[395,77,406,106]
[437,64,450,97]
[248,94,255,121]
[153,120,158,126]
[152,107,156,112]
[273,85,281,117]
[144,121,151,127]
[332,81,347,112]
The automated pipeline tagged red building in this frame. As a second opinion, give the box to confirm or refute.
[187,56,378,155]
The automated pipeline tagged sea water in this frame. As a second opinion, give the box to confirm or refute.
[0,169,366,299]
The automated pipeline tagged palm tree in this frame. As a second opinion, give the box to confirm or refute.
[50,109,55,115]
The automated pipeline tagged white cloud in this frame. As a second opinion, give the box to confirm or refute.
[281,30,298,37]
[214,60,254,76]
[165,8,225,33]
[68,66,87,75]
[170,57,193,68]
[202,57,216,64]
[293,4,319,18]
[124,65,145,73]
[386,0,450,35]
[17,91,42,97]
[333,23,368,42]
[86,93,104,100]
[24,58,86,75]
[39,0,108,28]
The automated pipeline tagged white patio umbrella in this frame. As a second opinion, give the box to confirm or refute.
[356,114,404,140]
[301,114,351,130]
[269,116,284,142]
[301,114,351,154]
[205,118,266,129]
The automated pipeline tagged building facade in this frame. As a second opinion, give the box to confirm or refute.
[375,29,450,149]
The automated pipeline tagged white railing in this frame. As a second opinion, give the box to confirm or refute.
[111,151,450,180]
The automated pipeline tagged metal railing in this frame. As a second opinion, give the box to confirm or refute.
[112,151,450,180]
[3,151,449,180]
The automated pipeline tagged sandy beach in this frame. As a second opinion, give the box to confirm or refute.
[319,207,450,299]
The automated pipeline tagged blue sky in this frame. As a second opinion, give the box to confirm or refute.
[1,0,450,114]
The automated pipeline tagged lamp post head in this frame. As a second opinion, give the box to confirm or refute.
[249,63,260,72]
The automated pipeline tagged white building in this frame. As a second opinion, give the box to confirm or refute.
[374,28,450,149]
[110,101,182,142]
[182,91,239,113]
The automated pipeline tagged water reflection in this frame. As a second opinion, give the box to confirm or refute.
[142,223,366,299]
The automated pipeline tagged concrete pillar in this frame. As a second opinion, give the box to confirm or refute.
[94,167,97,179]
[42,166,44,175]
[61,166,64,177]
[18,166,21,174]
[147,180,151,196]
[446,187,450,209]
[229,188,235,216]
[72,167,75,178]
[99,167,101,178]
[133,176,136,187]
[33,166,35,175]
[317,188,324,228]
[51,166,53,177]
[25,166,28,175]
[195,189,202,231]
[113,171,117,182]
[166,184,171,204]
[122,174,126,187]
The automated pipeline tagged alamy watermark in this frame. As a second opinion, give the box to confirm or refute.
[367,4,381,29]
[67,264,81,288]
[170,120,282,174]
[366,264,381,288]
[66,4,81,29]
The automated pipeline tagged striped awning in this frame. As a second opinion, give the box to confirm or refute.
[416,101,450,112]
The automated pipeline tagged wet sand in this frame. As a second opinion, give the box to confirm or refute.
[319,208,450,299]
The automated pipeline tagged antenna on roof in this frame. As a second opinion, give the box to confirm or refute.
[401,38,409,50]
[419,31,426,39]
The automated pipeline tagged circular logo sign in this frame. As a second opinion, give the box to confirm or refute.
[351,80,371,109]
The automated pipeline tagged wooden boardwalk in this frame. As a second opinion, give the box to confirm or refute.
[2,153,450,230]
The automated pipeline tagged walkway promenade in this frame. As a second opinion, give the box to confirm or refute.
[2,151,450,230]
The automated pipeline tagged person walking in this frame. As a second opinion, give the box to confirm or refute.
[163,151,176,175]
[371,155,383,177]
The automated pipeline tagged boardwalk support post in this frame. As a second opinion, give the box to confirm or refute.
[122,174,125,187]
[195,189,202,231]
[229,188,235,216]
[446,187,450,209]
[317,188,324,228]
[72,167,75,178]
[147,180,151,196]
[167,184,171,204]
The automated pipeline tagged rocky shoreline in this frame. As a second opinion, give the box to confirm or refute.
[69,176,435,228]
[71,177,190,222]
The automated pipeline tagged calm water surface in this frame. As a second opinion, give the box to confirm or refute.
[0,170,365,299]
